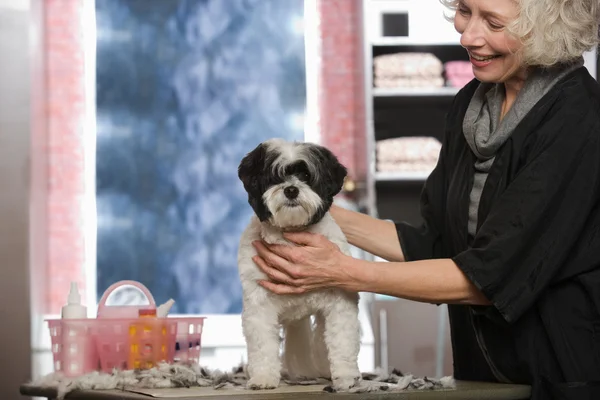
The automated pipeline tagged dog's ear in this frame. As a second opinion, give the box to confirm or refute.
[238,143,267,191]
[313,146,347,198]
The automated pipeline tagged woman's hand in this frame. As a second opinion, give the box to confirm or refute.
[251,232,358,295]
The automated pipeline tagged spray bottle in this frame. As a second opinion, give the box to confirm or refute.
[61,282,87,319]
[59,281,96,376]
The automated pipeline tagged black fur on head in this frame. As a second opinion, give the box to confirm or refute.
[238,139,347,227]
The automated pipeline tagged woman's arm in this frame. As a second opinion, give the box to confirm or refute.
[330,204,405,262]
[251,233,490,306]
[350,257,490,305]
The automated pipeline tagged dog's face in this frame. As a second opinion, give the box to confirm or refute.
[238,139,347,229]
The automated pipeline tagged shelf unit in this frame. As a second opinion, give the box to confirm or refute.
[362,10,468,225]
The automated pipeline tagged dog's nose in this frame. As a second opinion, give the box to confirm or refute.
[284,186,299,199]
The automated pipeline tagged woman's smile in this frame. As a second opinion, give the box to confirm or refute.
[469,51,502,68]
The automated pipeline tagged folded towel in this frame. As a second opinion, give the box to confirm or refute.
[376,137,442,163]
[374,52,444,79]
[377,160,437,173]
[444,61,473,77]
[375,76,445,89]
[444,61,474,88]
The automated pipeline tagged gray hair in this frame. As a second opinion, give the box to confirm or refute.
[440,0,600,67]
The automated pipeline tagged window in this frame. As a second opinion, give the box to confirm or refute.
[95,0,307,315]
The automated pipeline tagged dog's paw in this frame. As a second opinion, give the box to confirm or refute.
[247,375,280,390]
[330,376,360,392]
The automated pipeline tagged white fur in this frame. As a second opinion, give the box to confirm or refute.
[237,213,361,391]
[262,177,323,229]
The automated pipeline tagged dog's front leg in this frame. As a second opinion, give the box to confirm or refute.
[242,307,282,389]
[323,297,361,391]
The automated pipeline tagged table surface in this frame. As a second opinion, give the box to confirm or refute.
[21,380,531,400]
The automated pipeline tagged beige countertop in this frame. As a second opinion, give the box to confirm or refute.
[21,380,531,400]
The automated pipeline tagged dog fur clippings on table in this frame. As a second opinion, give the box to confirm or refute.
[29,361,456,400]
[237,138,361,391]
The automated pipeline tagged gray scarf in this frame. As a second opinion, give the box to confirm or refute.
[463,58,584,236]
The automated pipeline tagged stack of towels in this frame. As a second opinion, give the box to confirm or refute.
[444,61,474,88]
[376,136,442,173]
[373,53,445,89]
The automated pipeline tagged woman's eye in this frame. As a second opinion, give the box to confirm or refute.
[458,6,470,16]
[488,21,504,30]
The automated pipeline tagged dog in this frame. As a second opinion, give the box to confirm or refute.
[236,138,361,391]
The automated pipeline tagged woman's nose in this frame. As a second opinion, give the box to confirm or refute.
[460,20,485,49]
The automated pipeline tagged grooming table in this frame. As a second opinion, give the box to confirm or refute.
[21,381,531,399]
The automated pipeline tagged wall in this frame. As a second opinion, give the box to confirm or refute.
[0,2,32,399]
[33,0,88,315]
[318,0,367,193]
[44,0,88,314]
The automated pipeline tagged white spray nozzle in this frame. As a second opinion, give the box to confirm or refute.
[62,281,87,319]
[157,298,175,317]
[67,282,82,305]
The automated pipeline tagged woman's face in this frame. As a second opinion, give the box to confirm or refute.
[454,0,525,84]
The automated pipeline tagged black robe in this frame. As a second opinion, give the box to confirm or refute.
[396,66,600,399]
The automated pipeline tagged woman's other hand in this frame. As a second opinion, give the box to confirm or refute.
[251,232,358,295]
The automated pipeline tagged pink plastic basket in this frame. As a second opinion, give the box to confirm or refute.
[47,319,100,376]
[48,280,206,377]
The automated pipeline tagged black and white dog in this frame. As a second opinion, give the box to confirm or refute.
[237,138,361,391]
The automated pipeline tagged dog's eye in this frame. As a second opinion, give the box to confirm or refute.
[297,172,310,182]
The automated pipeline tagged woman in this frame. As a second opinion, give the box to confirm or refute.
[251,0,600,398]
